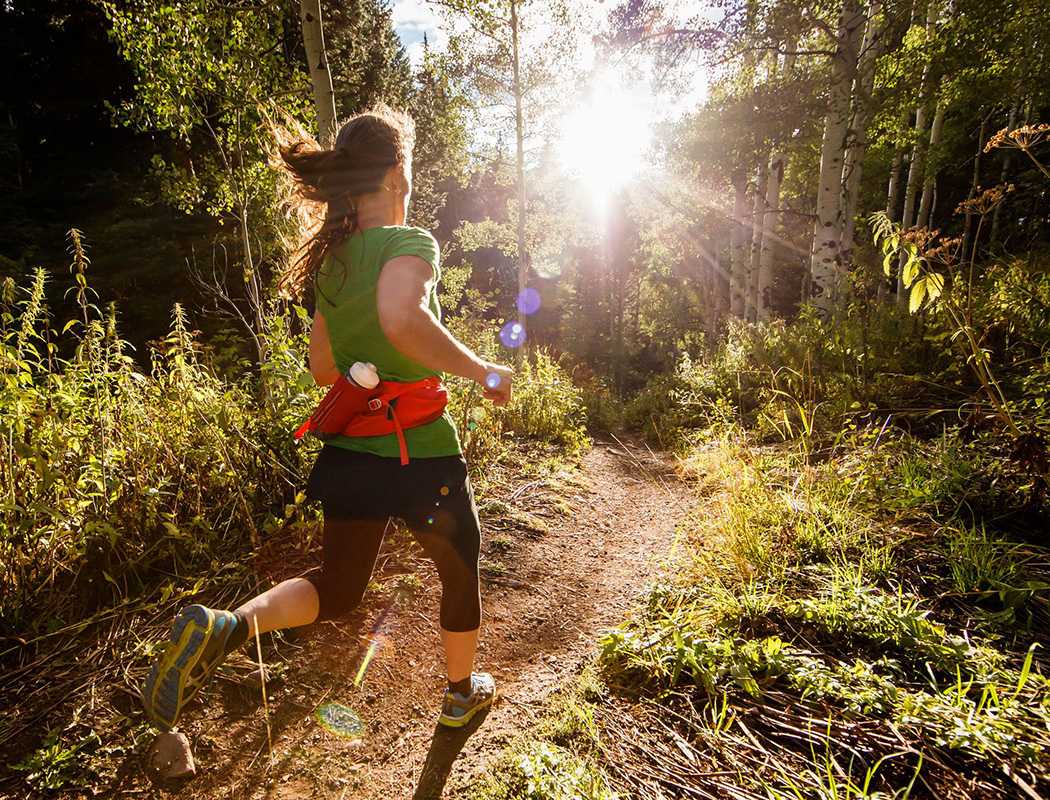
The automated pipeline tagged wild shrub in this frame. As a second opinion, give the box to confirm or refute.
[441,264,589,466]
[0,265,318,637]
[499,349,588,450]
[470,741,616,800]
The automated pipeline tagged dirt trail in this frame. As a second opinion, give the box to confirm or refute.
[150,439,694,800]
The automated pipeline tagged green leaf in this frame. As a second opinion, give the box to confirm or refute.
[902,255,920,288]
[925,271,945,303]
[909,278,927,313]
[883,251,895,277]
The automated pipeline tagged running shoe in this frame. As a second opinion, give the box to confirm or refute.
[438,672,496,728]
[141,604,240,730]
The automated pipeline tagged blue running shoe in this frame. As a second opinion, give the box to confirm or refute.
[438,672,496,728]
[141,605,240,730]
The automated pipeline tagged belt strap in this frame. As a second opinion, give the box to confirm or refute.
[389,404,409,466]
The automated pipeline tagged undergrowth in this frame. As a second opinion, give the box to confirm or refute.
[591,436,1050,798]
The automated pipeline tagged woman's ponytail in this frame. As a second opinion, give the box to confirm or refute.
[277,105,415,299]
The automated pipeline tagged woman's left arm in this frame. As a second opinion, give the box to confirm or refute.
[309,311,341,386]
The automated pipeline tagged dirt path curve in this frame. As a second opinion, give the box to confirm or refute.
[170,439,694,800]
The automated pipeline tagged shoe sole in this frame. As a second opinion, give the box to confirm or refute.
[142,605,214,730]
[437,691,495,728]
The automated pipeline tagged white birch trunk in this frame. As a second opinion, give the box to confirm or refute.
[916,98,946,228]
[840,0,884,265]
[896,0,940,309]
[748,159,769,321]
[886,148,905,218]
[809,0,865,316]
[753,41,795,320]
[300,0,337,147]
[510,0,529,336]
[730,170,749,317]
[757,152,784,321]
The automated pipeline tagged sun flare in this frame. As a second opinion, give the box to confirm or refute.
[558,73,655,208]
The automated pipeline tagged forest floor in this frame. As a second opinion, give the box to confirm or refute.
[110,437,694,800]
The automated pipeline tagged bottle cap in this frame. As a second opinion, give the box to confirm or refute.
[349,361,379,389]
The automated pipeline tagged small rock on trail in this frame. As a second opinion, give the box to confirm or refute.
[147,731,195,780]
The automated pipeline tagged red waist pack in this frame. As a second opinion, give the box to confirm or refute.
[294,375,448,465]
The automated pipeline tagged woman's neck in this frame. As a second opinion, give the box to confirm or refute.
[354,191,407,231]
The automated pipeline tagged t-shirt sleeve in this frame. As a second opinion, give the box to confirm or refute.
[383,227,440,282]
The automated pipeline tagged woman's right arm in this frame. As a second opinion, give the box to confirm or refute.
[377,255,513,406]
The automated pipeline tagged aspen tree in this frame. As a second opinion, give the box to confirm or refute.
[300,0,338,147]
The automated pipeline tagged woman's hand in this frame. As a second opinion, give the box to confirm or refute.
[476,362,514,407]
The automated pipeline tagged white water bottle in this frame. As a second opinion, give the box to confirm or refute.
[347,361,379,390]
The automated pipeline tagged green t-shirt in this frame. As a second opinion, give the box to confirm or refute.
[315,225,462,459]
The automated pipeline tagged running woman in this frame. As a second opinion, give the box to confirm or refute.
[142,105,513,731]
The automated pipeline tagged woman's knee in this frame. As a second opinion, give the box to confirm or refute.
[441,588,481,632]
[306,570,368,621]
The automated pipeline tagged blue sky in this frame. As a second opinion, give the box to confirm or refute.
[391,0,446,66]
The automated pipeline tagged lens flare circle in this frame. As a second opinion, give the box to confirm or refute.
[499,321,526,349]
[316,702,365,738]
[485,372,502,389]
[516,287,541,315]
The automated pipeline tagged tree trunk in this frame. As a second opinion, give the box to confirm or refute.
[510,0,529,337]
[758,152,784,320]
[896,0,940,309]
[961,115,988,262]
[782,38,798,74]
[886,149,905,219]
[916,98,946,228]
[840,0,884,265]
[300,0,338,147]
[809,0,865,316]
[989,102,1018,246]
[748,158,769,321]
[730,169,749,317]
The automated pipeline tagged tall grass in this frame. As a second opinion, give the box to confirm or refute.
[0,264,317,639]
[595,434,1050,797]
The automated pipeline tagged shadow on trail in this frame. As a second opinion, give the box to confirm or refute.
[412,708,491,800]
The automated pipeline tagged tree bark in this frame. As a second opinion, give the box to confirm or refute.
[730,169,749,317]
[510,0,529,336]
[989,102,1018,246]
[809,0,865,316]
[840,0,884,265]
[961,115,988,262]
[300,0,338,147]
[896,0,940,309]
[757,151,784,320]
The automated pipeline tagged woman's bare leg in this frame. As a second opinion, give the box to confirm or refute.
[442,627,480,683]
[235,578,320,637]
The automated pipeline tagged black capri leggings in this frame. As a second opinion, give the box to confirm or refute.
[303,448,482,632]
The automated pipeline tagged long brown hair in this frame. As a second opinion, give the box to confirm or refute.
[278,104,415,299]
